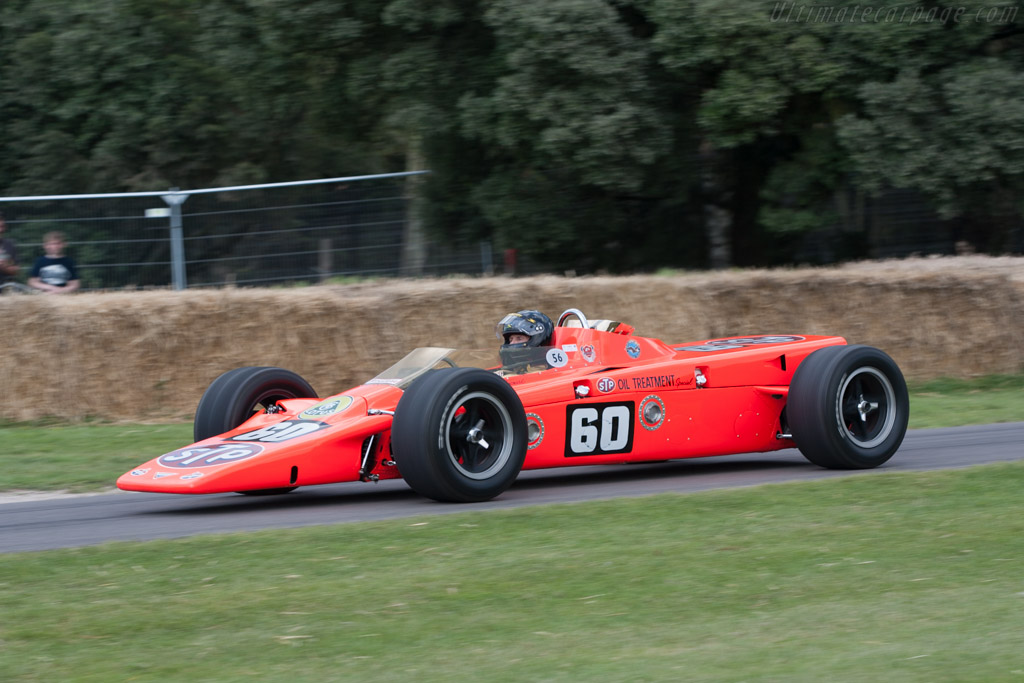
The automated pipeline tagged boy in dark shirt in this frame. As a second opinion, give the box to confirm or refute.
[28,231,80,294]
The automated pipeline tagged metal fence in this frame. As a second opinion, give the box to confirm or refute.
[794,187,1024,264]
[0,172,495,291]
[3,175,1018,291]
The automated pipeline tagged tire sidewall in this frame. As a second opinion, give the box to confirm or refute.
[193,367,317,442]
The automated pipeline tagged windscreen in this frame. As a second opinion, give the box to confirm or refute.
[365,348,458,388]
[364,346,560,388]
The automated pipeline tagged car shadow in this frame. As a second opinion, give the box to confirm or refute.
[513,452,812,489]
[154,449,815,516]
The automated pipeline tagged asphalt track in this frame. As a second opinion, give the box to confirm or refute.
[2,422,1022,553]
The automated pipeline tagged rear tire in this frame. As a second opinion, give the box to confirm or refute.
[788,345,908,469]
[392,368,527,502]
[193,367,317,442]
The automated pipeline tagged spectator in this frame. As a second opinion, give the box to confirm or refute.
[28,231,80,294]
[0,211,19,288]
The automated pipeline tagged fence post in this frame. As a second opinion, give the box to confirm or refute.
[318,238,332,282]
[400,136,427,276]
[481,240,493,275]
[162,189,189,290]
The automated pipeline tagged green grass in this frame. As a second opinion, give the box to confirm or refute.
[2,464,1024,681]
[908,373,1024,429]
[0,421,192,492]
[0,375,1021,493]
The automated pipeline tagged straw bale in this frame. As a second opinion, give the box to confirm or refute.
[1,255,1021,421]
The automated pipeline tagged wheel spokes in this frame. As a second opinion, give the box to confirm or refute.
[842,394,860,421]
[449,400,503,473]
[444,391,514,480]
[845,410,869,440]
[841,375,887,442]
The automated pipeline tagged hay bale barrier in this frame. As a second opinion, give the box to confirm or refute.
[1,256,1021,422]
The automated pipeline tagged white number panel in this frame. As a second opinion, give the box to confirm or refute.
[564,402,635,457]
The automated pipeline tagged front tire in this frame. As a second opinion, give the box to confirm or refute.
[392,368,527,502]
[788,345,909,469]
[193,366,317,442]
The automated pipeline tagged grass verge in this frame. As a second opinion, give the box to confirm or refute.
[2,464,1024,681]
[907,373,1024,428]
[0,421,192,492]
[0,374,1021,492]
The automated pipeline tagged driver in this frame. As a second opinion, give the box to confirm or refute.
[496,310,554,371]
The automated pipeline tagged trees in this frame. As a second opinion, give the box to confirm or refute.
[838,59,1024,252]
[0,0,379,195]
[450,0,685,270]
[1,0,1022,271]
[648,0,1024,262]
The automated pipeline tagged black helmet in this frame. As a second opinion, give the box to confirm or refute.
[496,310,553,349]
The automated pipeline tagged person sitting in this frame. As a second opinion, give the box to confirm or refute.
[28,231,80,294]
[496,310,554,372]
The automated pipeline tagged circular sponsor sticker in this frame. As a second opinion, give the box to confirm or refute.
[299,396,354,420]
[157,443,264,469]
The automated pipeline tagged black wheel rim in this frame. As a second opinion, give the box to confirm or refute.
[246,388,301,417]
[444,390,514,479]
[836,367,897,448]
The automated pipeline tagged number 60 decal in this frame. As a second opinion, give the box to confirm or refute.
[564,402,635,457]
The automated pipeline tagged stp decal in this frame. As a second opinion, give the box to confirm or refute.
[157,443,264,469]
[229,420,327,443]
[598,375,676,394]
[299,396,353,420]
[676,335,805,352]
[565,402,635,457]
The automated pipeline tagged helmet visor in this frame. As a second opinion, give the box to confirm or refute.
[496,312,549,341]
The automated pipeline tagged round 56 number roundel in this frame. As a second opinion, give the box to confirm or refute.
[546,348,568,367]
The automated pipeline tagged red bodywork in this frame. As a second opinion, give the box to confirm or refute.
[117,327,846,495]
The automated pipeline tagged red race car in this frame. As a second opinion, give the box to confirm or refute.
[117,309,909,502]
